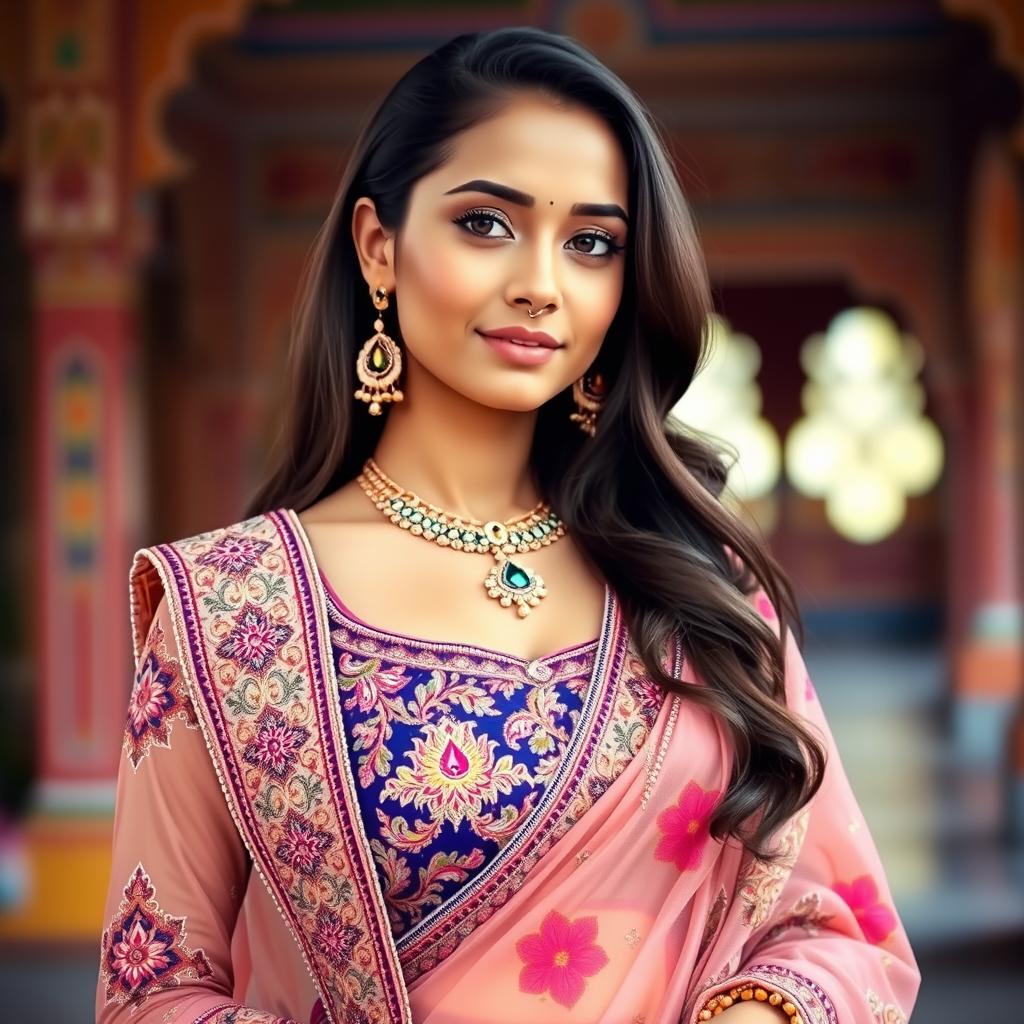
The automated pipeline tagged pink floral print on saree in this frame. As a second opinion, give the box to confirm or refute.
[404,595,920,1024]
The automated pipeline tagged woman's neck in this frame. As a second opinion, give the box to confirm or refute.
[370,392,543,523]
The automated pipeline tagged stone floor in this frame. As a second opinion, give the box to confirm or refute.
[1,640,1021,1021]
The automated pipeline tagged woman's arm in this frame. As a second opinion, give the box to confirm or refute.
[95,594,302,1024]
[689,590,921,1024]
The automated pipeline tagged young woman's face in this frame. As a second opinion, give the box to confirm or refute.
[373,92,629,412]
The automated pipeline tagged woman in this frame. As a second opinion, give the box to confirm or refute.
[96,26,920,1024]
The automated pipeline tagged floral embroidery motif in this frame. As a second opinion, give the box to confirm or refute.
[382,718,532,829]
[124,620,198,769]
[832,874,897,944]
[312,905,364,969]
[654,780,721,871]
[516,910,609,1009]
[243,704,311,780]
[327,597,604,940]
[372,839,486,932]
[196,532,272,577]
[275,808,335,877]
[100,864,212,1011]
[134,512,406,1024]
[215,601,294,674]
[761,890,834,943]
[866,988,907,1023]
[736,808,810,928]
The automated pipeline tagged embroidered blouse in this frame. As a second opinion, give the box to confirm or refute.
[320,571,602,941]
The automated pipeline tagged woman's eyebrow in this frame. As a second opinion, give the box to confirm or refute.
[443,179,629,225]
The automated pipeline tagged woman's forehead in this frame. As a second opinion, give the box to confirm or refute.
[426,96,630,212]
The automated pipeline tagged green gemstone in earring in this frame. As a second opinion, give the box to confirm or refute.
[369,341,391,374]
[502,561,531,590]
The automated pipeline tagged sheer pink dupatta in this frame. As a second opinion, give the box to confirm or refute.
[406,591,920,1024]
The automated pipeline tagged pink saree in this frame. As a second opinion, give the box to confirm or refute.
[96,509,920,1023]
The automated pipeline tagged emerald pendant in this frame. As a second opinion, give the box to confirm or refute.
[502,561,531,590]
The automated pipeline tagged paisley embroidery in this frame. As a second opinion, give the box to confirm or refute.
[123,619,198,770]
[99,863,213,1011]
[382,718,532,828]
[326,593,618,946]
[736,808,810,928]
[867,988,907,1024]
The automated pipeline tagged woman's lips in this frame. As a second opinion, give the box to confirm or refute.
[476,330,559,367]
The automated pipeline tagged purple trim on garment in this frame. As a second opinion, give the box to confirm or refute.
[152,517,400,1024]
[746,963,838,1023]
[689,962,838,1024]
[156,540,277,878]
[272,509,408,1024]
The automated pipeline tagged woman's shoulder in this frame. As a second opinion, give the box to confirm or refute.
[140,508,290,559]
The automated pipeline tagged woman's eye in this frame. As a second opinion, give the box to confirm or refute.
[454,211,512,239]
[453,212,621,259]
[568,233,617,258]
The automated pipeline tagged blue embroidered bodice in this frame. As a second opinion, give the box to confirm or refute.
[320,572,602,941]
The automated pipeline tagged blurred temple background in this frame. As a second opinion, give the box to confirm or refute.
[0,0,1022,1019]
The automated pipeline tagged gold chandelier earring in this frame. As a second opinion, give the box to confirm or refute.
[354,285,404,416]
[569,370,606,437]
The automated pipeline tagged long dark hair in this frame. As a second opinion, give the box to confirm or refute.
[245,26,825,862]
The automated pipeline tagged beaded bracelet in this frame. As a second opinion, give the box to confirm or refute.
[698,983,803,1023]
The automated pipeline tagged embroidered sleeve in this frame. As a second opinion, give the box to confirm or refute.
[686,589,921,1024]
[96,594,302,1024]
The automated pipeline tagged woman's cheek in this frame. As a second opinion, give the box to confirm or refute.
[402,235,495,319]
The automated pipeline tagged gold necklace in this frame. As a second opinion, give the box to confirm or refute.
[356,457,566,618]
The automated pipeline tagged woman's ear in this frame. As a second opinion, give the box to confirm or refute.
[351,197,396,291]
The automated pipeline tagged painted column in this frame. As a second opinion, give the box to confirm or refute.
[27,0,137,809]
[954,136,1024,777]
[0,0,143,942]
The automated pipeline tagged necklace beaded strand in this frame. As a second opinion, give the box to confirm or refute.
[355,457,567,618]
